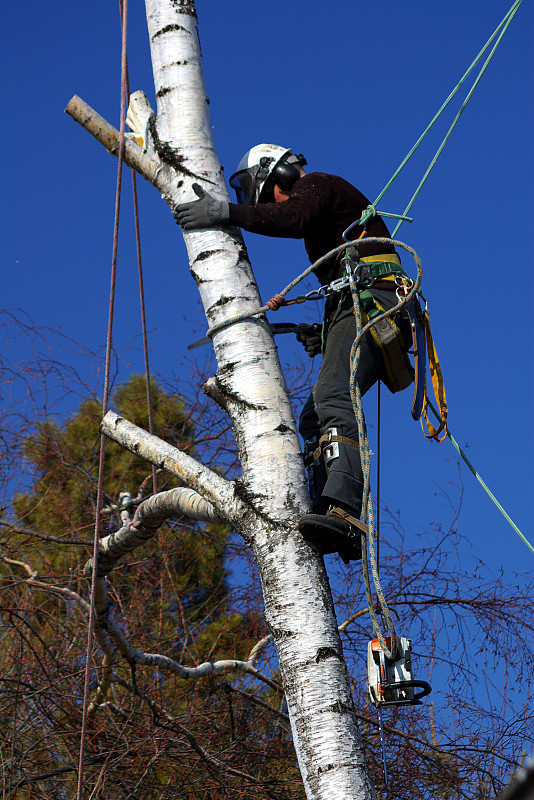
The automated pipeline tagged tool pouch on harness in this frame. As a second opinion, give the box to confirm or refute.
[359,289,414,394]
[349,253,448,441]
[303,438,327,509]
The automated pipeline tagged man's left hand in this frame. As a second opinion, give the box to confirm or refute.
[174,184,230,230]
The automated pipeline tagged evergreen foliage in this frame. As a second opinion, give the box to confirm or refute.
[1,375,299,799]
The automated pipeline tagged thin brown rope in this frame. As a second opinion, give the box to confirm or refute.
[132,173,158,494]
[122,16,158,495]
[76,2,128,797]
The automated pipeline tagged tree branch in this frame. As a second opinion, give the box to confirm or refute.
[0,519,92,547]
[104,608,282,692]
[87,654,114,721]
[124,673,288,800]
[65,95,175,200]
[1,557,88,610]
[86,487,225,577]
[246,634,273,664]
[222,682,289,723]
[100,411,240,521]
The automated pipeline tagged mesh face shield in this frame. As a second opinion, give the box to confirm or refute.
[229,157,275,205]
[229,168,258,204]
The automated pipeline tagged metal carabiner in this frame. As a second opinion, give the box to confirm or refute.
[395,274,413,290]
[353,263,376,289]
[340,249,360,273]
[328,276,349,294]
[395,274,413,301]
[302,288,326,302]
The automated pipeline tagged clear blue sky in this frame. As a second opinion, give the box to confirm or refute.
[3,0,533,581]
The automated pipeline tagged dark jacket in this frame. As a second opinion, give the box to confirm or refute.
[228,172,396,284]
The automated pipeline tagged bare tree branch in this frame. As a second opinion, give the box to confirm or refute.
[65,95,175,200]
[1,519,93,547]
[100,411,240,520]
[86,488,225,577]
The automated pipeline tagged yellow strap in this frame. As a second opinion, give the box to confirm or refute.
[359,253,402,267]
[358,280,448,440]
[420,309,448,442]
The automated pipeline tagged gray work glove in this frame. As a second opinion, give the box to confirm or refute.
[296,323,322,357]
[174,184,230,230]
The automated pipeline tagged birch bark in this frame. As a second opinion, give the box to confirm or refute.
[69,0,379,796]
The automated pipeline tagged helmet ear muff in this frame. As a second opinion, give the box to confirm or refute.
[271,161,301,191]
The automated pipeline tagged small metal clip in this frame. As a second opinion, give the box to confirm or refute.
[329,277,348,294]
[302,288,326,302]
[323,427,340,469]
[394,274,413,300]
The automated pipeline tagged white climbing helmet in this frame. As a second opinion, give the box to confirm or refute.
[229,143,300,204]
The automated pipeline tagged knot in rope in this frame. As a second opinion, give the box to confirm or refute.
[359,204,377,227]
[266,293,286,311]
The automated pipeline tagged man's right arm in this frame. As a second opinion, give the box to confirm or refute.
[228,174,333,239]
[174,173,333,235]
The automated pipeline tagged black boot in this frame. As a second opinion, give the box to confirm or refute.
[298,506,366,564]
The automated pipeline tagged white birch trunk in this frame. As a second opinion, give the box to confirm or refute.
[68,1,379,796]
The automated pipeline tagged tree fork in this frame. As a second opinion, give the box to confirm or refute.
[100,411,236,519]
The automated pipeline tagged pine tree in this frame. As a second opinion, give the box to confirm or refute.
[2,376,299,799]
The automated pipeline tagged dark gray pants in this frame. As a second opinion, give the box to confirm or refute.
[299,288,404,516]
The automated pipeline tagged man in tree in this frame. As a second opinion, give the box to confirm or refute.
[174,144,412,563]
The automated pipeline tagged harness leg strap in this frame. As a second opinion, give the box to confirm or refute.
[310,430,360,463]
[328,506,369,535]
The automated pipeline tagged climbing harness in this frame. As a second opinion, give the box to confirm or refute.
[323,245,448,441]
[341,249,415,396]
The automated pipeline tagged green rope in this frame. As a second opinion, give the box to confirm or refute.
[350,0,523,239]
[204,4,527,567]
[208,0,522,340]
[391,0,523,237]
[427,400,533,556]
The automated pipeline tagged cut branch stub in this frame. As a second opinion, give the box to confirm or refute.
[65,95,174,200]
